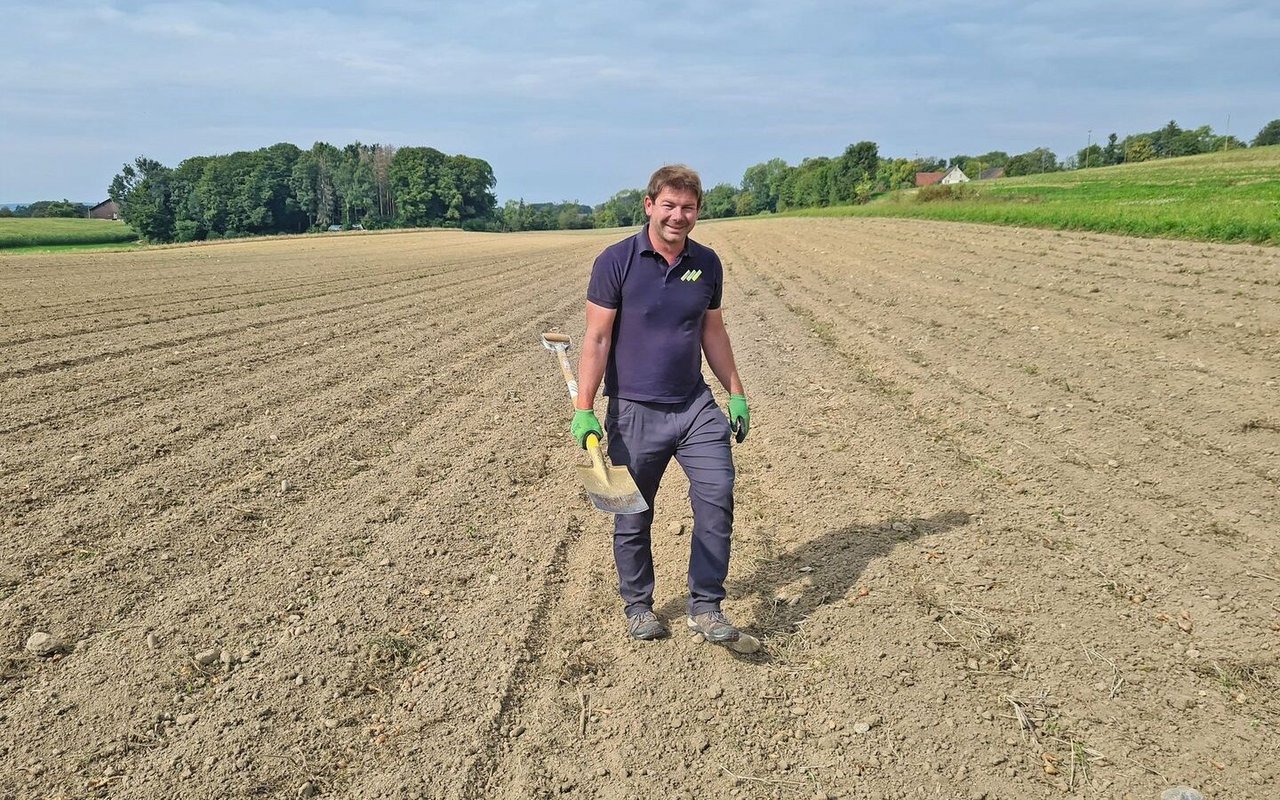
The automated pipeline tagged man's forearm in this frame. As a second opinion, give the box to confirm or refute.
[576,336,609,410]
[703,325,744,396]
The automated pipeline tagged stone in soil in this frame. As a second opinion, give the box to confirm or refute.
[25,632,65,657]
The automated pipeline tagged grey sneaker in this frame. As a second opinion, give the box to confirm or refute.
[626,610,667,641]
[687,610,740,643]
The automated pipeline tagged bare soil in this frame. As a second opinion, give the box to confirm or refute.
[2,220,1277,800]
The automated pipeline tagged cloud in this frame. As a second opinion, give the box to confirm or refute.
[2,0,1277,203]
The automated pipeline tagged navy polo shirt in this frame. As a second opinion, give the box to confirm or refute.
[587,225,723,403]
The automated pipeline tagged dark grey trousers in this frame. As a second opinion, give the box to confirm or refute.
[604,385,735,617]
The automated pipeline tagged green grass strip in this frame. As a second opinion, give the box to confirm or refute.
[787,145,1280,246]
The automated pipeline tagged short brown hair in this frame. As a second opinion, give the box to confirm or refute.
[646,164,703,208]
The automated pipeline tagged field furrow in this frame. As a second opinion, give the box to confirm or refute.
[1,221,1276,800]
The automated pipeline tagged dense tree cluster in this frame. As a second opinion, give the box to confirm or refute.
[0,200,91,218]
[1071,120,1249,169]
[103,117,1278,239]
[109,142,497,243]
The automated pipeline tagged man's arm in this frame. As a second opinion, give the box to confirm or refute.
[701,308,744,395]
[577,301,616,411]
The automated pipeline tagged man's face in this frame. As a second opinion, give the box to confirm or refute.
[644,186,700,248]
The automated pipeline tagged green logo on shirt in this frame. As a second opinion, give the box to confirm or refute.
[680,269,702,282]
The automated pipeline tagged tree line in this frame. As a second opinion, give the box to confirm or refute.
[109,142,497,242]
[0,200,92,218]
[98,116,1280,239]
[501,117,1280,231]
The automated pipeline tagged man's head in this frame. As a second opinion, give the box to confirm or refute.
[645,164,703,208]
[644,164,702,250]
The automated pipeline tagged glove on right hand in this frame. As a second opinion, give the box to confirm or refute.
[570,409,604,449]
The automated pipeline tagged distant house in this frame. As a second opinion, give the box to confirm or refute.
[939,165,969,184]
[89,199,119,220]
[978,167,1006,181]
[915,171,944,187]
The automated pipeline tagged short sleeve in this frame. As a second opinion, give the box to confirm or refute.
[587,251,622,309]
[708,252,724,310]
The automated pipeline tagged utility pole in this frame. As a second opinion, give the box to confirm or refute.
[1086,129,1092,169]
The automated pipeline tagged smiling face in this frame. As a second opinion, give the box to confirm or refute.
[643,186,701,251]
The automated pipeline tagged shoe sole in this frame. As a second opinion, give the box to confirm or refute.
[629,628,667,641]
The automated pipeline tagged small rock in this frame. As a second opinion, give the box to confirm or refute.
[25,632,65,657]
[1160,789,1204,800]
[176,714,196,726]
[706,686,723,700]
[728,634,761,654]
[145,632,159,651]
[669,522,685,536]
[280,480,292,494]
[298,781,318,798]
[194,649,219,667]
[858,714,883,730]
[690,735,710,753]
[852,722,871,735]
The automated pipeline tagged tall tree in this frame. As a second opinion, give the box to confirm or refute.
[702,183,739,218]
[740,158,790,213]
[390,147,447,226]
[1253,119,1280,147]
[110,157,175,242]
[1102,134,1121,166]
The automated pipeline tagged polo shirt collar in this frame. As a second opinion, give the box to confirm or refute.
[638,224,691,264]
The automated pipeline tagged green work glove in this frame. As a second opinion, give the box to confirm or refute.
[727,394,749,443]
[570,409,604,449]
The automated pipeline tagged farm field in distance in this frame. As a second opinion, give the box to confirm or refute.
[806,145,1280,245]
[0,217,140,250]
[1,219,1278,799]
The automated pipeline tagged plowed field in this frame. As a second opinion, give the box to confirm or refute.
[2,219,1278,800]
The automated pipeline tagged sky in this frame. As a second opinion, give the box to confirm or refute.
[2,0,1278,205]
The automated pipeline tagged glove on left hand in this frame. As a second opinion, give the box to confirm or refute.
[727,394,749,443]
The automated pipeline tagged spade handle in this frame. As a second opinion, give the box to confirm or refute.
[541,332,579,401]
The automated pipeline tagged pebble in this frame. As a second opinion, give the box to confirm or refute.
[298,782,318,798]
[1161,789,1204,800]
[706,686,723,700]
[669,522,685,536]
[194,649,219,667]
[25,632,64,657]
[728,634,761,654]
[146,632,159,651]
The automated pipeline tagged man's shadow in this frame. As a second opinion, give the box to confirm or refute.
[657,510,972,660]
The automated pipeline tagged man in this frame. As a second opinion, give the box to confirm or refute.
[570,164,750,643]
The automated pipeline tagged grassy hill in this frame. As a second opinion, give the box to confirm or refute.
[796,145,1280,245]
[0,218,140,250]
